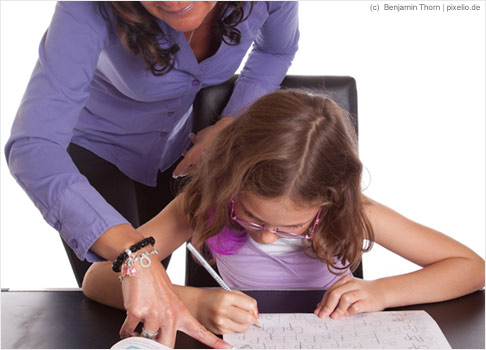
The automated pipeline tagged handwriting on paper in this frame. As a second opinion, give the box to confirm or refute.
[224,311,451,349]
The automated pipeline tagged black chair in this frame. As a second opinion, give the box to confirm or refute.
[186,75,362,288]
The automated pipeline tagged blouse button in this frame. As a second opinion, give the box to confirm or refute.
[70,239,78,249]
[168,111,175,117]
[192,79,200,87]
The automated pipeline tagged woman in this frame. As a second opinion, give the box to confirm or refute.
[4,1,299,347]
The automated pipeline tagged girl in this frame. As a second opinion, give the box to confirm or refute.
[83,89,484,337]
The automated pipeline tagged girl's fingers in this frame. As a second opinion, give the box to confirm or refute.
[316,278,378,320]
[230,290,259,319]
[318,275,355,311]
[216,317,255,335]
[206,290,258,334]
[317,281,357,319]
[228,306,258,326]
[329,290,361,320]
[212,309,256,334]
[317,290,342,318]
[218,291,259,326]
[345,300,365,316]
[316,304,335,319]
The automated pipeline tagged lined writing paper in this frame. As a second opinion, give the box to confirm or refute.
[224,311,451,349]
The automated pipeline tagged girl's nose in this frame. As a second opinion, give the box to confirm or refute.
[259,230,280,244]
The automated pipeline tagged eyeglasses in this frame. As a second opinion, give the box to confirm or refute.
[230,200,322,240]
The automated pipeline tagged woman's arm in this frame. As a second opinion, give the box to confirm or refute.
[315,197,485,319]
[4,2,130,262]
[221,1,300,118]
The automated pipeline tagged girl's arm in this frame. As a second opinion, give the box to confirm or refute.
[135,193,193,260]
[315,197,485,320]
[83,194,258,335]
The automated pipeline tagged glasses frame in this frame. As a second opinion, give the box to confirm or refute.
[230,199,322,240]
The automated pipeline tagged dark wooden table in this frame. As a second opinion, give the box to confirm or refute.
[1,289,484,348]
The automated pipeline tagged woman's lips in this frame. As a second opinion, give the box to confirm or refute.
[162,1,196,15]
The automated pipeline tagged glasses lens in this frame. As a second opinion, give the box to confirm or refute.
[236,220,264,231]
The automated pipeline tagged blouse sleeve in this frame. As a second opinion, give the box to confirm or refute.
[4,2,129,262]
[222,1,299,117]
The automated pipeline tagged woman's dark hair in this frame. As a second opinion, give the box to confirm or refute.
[183,89,374,273]
[98,2,253,76]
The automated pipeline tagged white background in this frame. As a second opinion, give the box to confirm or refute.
[1,1,484,289]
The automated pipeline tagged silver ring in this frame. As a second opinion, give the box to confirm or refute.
[141,327,159,339]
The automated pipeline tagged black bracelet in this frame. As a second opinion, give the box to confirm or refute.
[112,236,156,273]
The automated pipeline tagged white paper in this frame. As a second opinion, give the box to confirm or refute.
[111,337,171,349]
[224,311,451,349]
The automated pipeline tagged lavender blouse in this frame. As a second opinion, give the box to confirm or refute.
[5,1,299,261]
[214,235,351,290]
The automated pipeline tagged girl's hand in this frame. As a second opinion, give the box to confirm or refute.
[192,289,259,335]
[314,275,388,320]
[173,116,235,178]
[119,258,231,349]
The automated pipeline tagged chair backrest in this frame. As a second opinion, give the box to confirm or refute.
[185,75,362,287]
[193,75,358,135]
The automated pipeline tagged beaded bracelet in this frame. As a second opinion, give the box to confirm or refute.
[112,236,155,273]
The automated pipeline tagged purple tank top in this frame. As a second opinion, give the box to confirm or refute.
[212,233,351,290]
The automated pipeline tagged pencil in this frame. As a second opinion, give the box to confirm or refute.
[186,242,261,328]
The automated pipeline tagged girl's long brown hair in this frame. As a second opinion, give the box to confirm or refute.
[183,89,374,273]
[98,2,253,76]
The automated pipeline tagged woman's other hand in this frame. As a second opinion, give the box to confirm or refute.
[314,275,388,320]
[118,259,231,348]
[173,116,235,178]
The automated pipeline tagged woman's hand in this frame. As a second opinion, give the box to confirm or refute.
[173,116,235,178]
[187,288,259,335]
[314,275,388,320]
[119,258,231,349]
